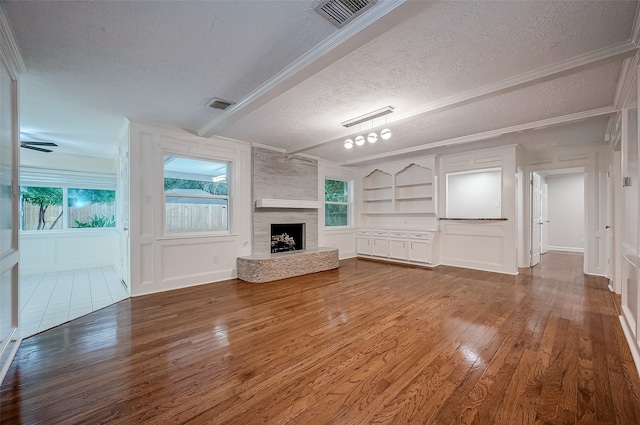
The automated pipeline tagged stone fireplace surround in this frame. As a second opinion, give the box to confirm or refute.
[251,147,319,256]
[236,147,339,283]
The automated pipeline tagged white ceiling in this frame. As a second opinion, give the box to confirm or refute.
[5,0,640,165]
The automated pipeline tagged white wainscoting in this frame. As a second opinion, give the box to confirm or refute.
[440,221,508,272]
[438,146,518,275]
[321,228,357,259]
[129,122,252,297]
[159,236,237,286]
[20,230,119,275]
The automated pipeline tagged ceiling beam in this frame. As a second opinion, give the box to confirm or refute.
[288,41,637,155]
[339,106,617,166]
[197,0,429,138]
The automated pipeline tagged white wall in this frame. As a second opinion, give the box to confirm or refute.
[619,96,640,373]
[20,149,117,174]
[20,230,119,274]
[129,122,252,296]
[547,173,584,252]
[318,159,357,259]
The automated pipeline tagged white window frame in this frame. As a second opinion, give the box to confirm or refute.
[324,177,352,228]
[162,153,232,236]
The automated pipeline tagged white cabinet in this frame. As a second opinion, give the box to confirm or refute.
[372,237,389,257]
[407,232,434,263]
[357,229,435,265]
[356,230,373,255]
[389,239,408,260]
[409,240,431,263]
[357,236,372,255]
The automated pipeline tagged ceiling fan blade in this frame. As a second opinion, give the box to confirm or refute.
[20,144,53,153]
[20,141,58,147]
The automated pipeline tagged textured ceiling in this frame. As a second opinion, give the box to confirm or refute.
[5,0,639,163]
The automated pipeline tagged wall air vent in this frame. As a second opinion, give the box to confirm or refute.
[315,0,376,28]
[207,98,235,110]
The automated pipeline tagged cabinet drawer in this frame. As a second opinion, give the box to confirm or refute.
[388,231,408,238]
[372,231,389,237]
[408,232,433,240]
[357,230,373,236]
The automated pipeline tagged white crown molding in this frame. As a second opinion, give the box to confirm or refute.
[197,0,414,138]
[251,142,286,153]
[339,106,616,166]
[0,3,26,78]
[614,52,639,109]
[631,1,640,46]
[288,41,637,155]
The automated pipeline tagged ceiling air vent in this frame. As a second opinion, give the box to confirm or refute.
[315,0,376,28]
[207,98,235,110]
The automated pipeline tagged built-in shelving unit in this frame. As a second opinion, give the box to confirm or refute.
[362,170,393,213]
[361,164,434,214]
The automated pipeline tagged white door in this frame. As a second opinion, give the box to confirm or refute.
[118,147,130,293]
[531,173,542,267]
[541,182,549,254]
[604,169,612,280]
[0,58,20,376]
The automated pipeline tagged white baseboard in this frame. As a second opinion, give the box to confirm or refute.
[0,329,20,385]
[547,246,584,253]
[620,313,640,377]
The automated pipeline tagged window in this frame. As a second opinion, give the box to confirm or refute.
[20,186,116,230]
[68,188,116,228]
[325,178,350,227]
[20,186,63,230]
[164,156,229,233]
[19,168,117,231]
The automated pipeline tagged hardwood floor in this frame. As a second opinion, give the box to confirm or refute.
[2,252,640,424]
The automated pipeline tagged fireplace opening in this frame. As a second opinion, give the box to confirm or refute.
[271,223,305,253]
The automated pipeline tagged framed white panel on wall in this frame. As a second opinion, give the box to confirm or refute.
[446,168,502,219]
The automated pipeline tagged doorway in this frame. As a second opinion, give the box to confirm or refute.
[530,168,586,268]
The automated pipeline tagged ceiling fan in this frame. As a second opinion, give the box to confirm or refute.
[20,141,58,153]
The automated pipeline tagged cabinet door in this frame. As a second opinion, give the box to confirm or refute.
[372,238,389,257]
[357,237,372,255]
[389,239,408,260]
[409,240,431,263]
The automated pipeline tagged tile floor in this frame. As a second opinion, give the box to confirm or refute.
[19,267,129,338]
